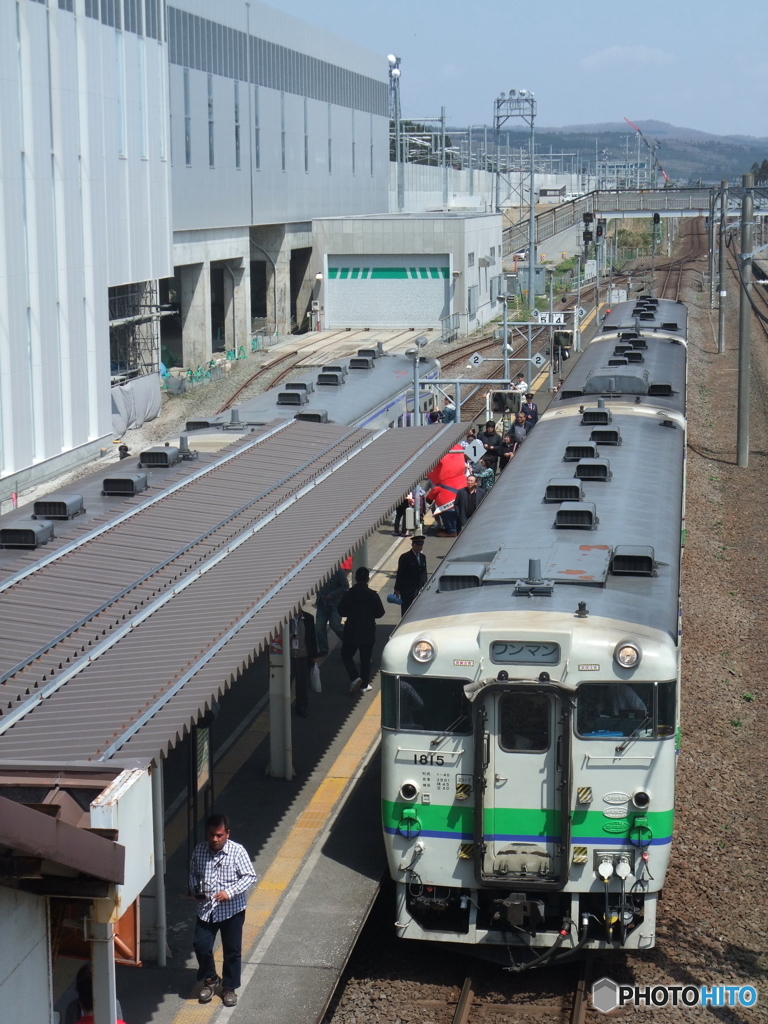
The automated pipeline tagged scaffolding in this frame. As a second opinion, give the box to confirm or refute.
[109,281,162,379]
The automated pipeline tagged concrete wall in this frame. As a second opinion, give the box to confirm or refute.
[0,888,51,1024]
[0,0,172,499]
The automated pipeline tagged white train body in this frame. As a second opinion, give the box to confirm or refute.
[381,298,687,958]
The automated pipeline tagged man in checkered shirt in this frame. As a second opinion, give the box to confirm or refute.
[189,813,258,1007]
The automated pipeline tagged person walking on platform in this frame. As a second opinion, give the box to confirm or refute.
[394,535,428,616]
[190,814,258,1009]
[289,608,318,717]
[338,567,385,694]
[521,392,538,428]
[315,567,349,655]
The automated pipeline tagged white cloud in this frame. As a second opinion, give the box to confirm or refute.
[580,45,674,70]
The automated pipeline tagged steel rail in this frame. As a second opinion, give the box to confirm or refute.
[0,423,398,737]
[0,420,294,596]
[98,425,455,759]
[0,423,371,687]
[452,977,475,1024]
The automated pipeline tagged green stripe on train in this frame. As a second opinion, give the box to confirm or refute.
[383,801,674,840]
[327,266,449,280]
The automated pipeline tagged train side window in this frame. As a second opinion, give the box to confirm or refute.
[390,675,471,734]
[656,680,676,737]
[381,673,398,729]
[499,692,550,752]
[576,682,656,738]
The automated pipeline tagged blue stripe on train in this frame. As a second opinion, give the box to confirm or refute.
[384,827,673,847]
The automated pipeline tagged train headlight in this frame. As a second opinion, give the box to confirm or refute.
[399,781,419,801]
[412,639,435,663]
[614,641,641,669]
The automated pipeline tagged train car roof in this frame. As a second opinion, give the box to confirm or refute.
[187,353,440,431]
[553,331,686,412]
[599,298,687,338]
[408,389,685,640]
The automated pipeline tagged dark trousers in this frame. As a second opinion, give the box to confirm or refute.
[292,655,311,714]
[394,500,408,534]
[400,590,418,617]
[341,638,374,683]
[193,910,245,990]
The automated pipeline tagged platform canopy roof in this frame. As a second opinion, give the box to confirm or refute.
[0,421,465,766]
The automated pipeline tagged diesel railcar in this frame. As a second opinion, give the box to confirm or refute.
[185,350,441,434]
[380,297,687,963]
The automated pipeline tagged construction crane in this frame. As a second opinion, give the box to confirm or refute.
[624,118,670,186]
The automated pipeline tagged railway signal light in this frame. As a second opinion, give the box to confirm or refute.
[653,212,661,224]
[596,221,605,238]
[583,230,593,243]
[582,212,593,223]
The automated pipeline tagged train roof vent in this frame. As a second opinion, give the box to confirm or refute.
[316,372,344,386]
[575,458,611,481]
[639,311,655,321]
[321,363,347,378]
[186,420,210,431]
[295,410,329,423]
[581,408,612,425]
[32,494,85,520]
[631,307,645,316]
[277,390,308,405]
[584,367,649,395]
[648,381,674,396]
[629,336,647,348]
[139,446,179,467]
[357,345,383,359]
[610,545,656,577]
[286,380,315,393]
[554,502,598,530]
[559,388,584,400]
[608,357,628,366]
[0,520,55,549]
[438,562,487,591]
[564,440,598,461]
[613,344,633,355]
[349,356,374,370]
[545,478,584,503]
[625,350,644,363]
[590,427,621,446]
[620,332,639,341]
[101,473,148,497]
[661,321,679,331]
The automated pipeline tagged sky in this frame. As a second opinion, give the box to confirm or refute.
[271,0,768,139]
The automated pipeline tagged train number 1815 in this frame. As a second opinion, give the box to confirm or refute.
[413,754,445,766]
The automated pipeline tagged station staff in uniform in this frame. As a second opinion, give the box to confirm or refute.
[190,814,258,1008]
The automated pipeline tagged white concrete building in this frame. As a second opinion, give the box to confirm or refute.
[0,0,390,502]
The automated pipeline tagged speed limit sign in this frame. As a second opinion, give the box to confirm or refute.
[469,352,484,367]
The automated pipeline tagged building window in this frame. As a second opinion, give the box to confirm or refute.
[207,73,215,168]
[351,108,355,175]
[490,246,496,258]
[138,37,148,158]
[116,31,126,157]
[234,80,241,169]
[254,84,260,170]
[303,97,309,173]
[468,252,475,268]
[468,285,479,318]
[280,91,286,172]
[183,67,191,166]
[327,102,332,174]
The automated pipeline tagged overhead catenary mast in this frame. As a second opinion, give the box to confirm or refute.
[624,117,670,186]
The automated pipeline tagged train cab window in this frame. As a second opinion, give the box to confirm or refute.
[499,692,550,752]
[576,682,676,738]
[381,674,471,734]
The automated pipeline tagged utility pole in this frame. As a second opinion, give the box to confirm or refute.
[574,256,582,352]
[441,106,448,209]
[502,277,510,383]
[718,180,728,356]
[548,270,555,391]
[708,187,716,308]
[737,173,754,467]
[388,56,403,212]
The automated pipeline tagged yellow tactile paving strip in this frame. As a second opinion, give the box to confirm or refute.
[170,693,382,1023]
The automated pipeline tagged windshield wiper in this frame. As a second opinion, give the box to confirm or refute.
[614,715,652,755]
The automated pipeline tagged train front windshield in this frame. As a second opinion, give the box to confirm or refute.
[381,674,472,734]
[576,681,676,738]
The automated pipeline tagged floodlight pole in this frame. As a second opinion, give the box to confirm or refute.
[718,180,728,356]
[737,173,753,467]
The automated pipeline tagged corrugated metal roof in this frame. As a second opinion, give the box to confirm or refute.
[0,421,465,763]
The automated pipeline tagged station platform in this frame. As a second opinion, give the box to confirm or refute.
[50,521,459,1024]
